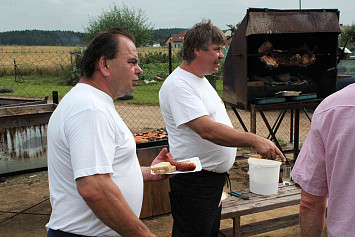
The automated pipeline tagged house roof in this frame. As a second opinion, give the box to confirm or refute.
[164,35,174,45]
[171,31,186,42]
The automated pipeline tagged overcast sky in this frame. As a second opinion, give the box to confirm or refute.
[0,0,354,32]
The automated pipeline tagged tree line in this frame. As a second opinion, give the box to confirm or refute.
[0,30,87,46]
[0,29,187,47]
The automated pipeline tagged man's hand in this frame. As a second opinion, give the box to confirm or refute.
[253,136,286,161]
[142,148,173,181]
[151,148,168,166]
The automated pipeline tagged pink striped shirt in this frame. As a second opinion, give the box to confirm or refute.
[291,83,355,237]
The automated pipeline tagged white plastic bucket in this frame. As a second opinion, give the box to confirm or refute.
[247,158,282,195]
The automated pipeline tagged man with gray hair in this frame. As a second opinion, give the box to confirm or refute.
[159,20,285,237]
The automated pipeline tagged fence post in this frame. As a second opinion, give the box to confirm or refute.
[169,42,172,74]
[52,91,59,104]
[14,59,17,81]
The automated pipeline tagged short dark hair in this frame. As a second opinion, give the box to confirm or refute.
[80,27,135,78]
[182,19,226,63]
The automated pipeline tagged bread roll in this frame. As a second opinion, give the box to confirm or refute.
[151,162,176,174]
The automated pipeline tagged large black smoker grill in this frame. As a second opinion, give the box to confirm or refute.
[223,8,341,110]
[223,8,341,158]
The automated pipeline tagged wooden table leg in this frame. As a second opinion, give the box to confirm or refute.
[232,216,241,237]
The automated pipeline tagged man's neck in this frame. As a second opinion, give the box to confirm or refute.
[79,76,114,99]
[180,60,204,78]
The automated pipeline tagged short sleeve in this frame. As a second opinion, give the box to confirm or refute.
[64,109,115,179]
[291,114,328,196]
[167,82,208,128]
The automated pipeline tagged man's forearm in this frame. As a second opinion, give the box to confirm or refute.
[299,204,326,236]
[299,190,327,237]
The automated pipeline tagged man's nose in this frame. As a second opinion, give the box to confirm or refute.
[136,65,143,75]
[219,51,224,59]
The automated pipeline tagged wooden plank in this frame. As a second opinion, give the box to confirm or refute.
[221,185,301,219]
[220,213,299,237]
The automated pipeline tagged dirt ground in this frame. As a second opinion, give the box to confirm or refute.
[0,105,325,237]
[0,154,320,237]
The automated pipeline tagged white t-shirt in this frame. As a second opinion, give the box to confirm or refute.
[46,83,143,236]
[159,67,236,173]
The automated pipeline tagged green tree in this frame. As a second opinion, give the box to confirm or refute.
[226,22,241,35]
[339,24,355,47]
[85,3,154,47]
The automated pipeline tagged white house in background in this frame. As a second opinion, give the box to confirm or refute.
[169,31,186,48]
[224,29,232,39]
[152,43,161,48]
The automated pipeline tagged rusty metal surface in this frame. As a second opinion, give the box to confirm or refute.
[246,8,340,36]
[0,104,56,174]
[0,97,48,107]
[0,125,48,174]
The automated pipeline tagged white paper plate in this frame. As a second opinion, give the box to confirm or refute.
[151,157,202,175]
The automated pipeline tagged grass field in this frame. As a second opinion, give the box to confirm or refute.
[0,46,180,76]
[0,45,215,105]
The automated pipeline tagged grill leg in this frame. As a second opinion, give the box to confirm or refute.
[259,110,284,155]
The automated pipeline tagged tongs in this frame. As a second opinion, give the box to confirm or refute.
[225,173,249,200]
[228,191,249,200]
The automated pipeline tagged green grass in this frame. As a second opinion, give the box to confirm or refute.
[0,75,224,104]
[129,79,223,105]
[0,75,72,99]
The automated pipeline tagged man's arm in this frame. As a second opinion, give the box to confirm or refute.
[299,189,327,237]
[186,115,285,160]
[76,174,155,237]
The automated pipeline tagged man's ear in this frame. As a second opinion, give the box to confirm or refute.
[98,56,110,77]
[194,48,201,57]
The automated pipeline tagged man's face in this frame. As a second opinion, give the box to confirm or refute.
[196,43,224,76]
[106,36,142,98]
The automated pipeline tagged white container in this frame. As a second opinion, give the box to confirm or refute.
[248,158,282,195]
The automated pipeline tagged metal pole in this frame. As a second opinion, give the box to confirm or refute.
[299,0,301,9]
[14,59,16,81]
[52,91,59,104]
[169,42,172,74]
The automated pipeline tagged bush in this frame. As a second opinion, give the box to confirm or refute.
[139,51,181,64]
[139,62,180,81]
[63,48,83,86]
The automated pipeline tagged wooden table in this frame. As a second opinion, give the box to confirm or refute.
[220,184,301,237]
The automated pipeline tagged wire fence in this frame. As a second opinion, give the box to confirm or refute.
[0,48,313,158]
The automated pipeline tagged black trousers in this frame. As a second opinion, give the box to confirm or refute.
[169,170,226,237]
[47,229,91,237]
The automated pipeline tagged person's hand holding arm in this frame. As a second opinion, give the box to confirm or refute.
[76,174,156,237]
[186,115,285,161]
[141,147,172,181]
[299,189,327,237]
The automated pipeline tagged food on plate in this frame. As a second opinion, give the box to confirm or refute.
[151,162,176,174]
[165,153,196,171]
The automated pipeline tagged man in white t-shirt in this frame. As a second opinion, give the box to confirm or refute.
[46,27,168,237]
[159,20,285,237]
